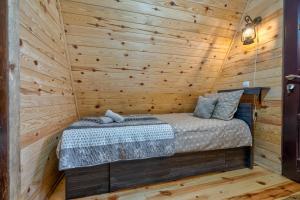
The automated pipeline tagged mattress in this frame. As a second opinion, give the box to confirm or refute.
[154,113,252,153]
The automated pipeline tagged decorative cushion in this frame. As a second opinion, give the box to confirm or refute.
[193,96,218,119]
[211,90,244,120]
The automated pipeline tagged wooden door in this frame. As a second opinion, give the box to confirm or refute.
[282,0,300,182]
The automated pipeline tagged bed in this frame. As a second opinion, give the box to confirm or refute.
[61,103,254,199]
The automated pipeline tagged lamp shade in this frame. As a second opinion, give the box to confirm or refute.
[241,23,256,45]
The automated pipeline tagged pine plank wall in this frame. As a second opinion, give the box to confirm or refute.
[60,0,248,116]
[213,0,283,173]
[18,0,283,199]
[19,0,78,199]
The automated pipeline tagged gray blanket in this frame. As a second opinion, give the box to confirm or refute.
[58,116,175,170]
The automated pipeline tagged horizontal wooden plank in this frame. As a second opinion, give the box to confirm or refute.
[66,35,226,59]
[62,0,238,30]
[65,24,231,51]
[62,12,235,39]
[133,0,245,19]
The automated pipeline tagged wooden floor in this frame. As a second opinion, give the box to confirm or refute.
[50,166,300,200]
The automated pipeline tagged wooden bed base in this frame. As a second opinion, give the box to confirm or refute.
[64,103,254,199]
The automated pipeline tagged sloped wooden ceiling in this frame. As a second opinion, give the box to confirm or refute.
[61,0,248,116]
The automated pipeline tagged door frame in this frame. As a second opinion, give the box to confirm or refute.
[0,0,20,199]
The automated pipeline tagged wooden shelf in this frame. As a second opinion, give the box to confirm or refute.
[218,87,270,104]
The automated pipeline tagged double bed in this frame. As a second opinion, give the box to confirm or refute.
[59,103,254,199]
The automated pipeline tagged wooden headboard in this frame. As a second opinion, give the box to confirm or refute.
[235,103,254,131]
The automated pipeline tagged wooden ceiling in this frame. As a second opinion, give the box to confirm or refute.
[61,0,248,116]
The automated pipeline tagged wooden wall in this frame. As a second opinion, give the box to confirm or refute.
[213,0,283,173]
[19,0,77,199]
[60,0,248,116]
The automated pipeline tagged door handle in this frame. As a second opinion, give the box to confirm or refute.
[285,74,300,80]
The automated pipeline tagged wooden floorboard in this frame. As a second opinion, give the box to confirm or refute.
[49,166,300,200]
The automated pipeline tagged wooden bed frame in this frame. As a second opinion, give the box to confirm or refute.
[64,103,254,199]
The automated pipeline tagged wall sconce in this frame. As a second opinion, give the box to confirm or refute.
[241,15,262,45]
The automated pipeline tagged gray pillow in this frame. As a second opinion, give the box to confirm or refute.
[211,90,244,120]
[194,96,218,119]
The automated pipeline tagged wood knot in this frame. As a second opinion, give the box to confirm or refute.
[256,181,266,185]
[9,64,16,71]
[170,1,176,6]
[160,190,172,196]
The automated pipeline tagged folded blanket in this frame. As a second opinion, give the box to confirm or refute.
[105,110,125,122]
[58,116,175,170]
[82,116,113,124]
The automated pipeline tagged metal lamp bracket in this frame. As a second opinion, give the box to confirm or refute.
[244,16,262,25]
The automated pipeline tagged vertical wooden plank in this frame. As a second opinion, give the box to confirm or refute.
[8,0,21,198]
[0,1,9,197]
[0,0,20,199]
